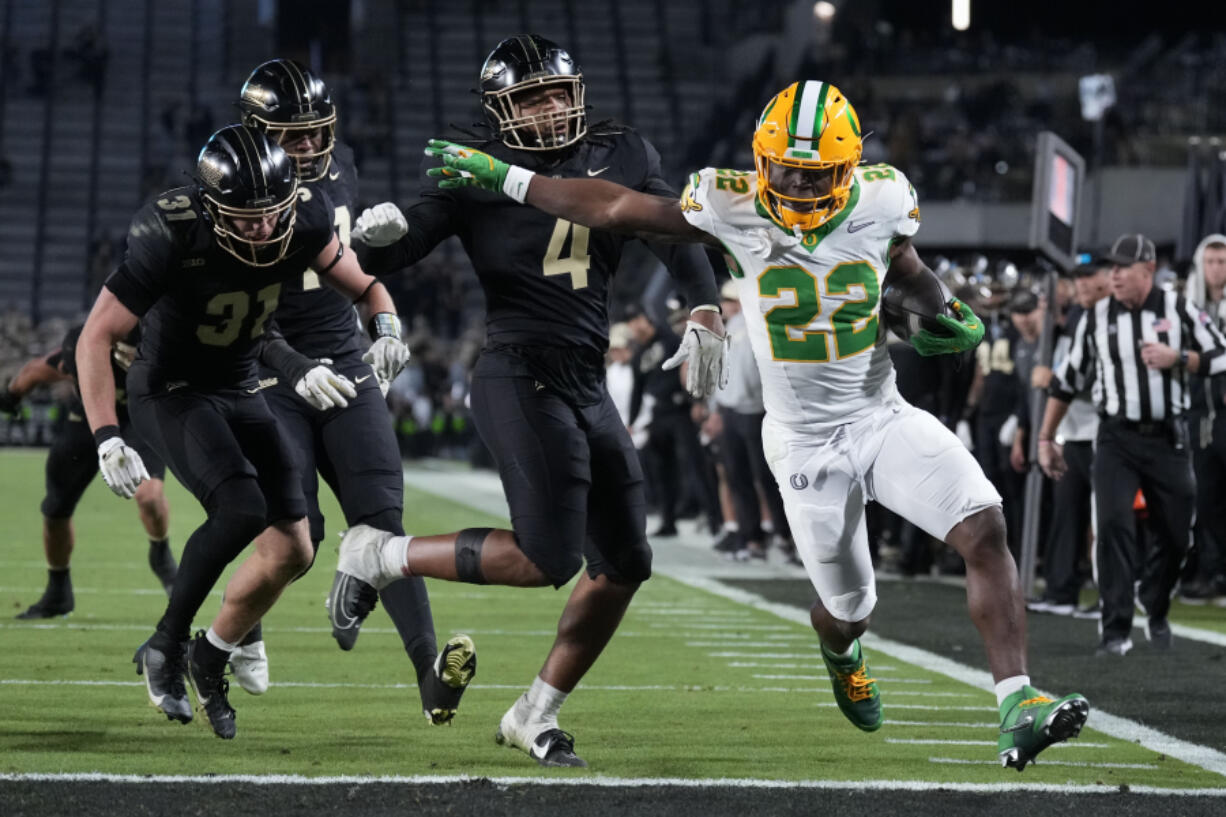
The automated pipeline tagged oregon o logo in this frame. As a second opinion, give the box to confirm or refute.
[789,473,808,490]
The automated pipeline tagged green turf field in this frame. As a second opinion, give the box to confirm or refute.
[1,448,1223,790]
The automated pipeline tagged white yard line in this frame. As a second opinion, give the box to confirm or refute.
[2,771,1224,796]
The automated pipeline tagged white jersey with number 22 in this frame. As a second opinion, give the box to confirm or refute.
[680,164,920,434]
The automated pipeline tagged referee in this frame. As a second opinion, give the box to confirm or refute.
[1036,234,1226,656]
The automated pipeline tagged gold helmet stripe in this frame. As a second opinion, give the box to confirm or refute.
[234,126,267,198]
[281,59,310,111]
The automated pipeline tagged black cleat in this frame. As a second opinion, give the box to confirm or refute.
[326,576,379,650]
[16,590,74,619]
[327,525,395,650]
[420,634,477,725]
[148,543,178,595]
[133,638,192,723]
[186,632,237,739]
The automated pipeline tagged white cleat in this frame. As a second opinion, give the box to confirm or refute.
[495,700,587,768]
[228,640,269,695]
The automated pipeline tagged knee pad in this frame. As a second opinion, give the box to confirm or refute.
[203,477,269,560]
[593,538,653,585]
[516,533,584,589]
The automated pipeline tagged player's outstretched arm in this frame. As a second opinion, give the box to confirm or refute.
[423,139,713,244]
[1,353,69,413]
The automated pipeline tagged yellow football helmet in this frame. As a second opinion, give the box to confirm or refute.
[752,81,863,231]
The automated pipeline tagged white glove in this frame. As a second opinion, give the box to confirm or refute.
[353,202,409,247]
[362,336,410,396]
[97,436,150,499]
[662,320,730,399]
[294,365,357,411]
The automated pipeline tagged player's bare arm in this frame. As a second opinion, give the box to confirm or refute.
[313,233,397,321]
[6,354,70,396]
[77,287,139,433]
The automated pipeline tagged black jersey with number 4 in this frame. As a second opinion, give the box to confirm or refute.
[105,185,335,390]
[267,142,363,361]
[362,125,718,403]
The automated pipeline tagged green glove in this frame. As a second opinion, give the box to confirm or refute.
[911,298,984,356]
[424,139,509,192]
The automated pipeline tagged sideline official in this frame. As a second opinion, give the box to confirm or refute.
[1036,234,1226,656]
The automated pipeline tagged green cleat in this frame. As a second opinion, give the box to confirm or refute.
[998,685,1089,771]
[821,640,883,732]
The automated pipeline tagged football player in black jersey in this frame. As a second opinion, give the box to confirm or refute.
[76,124,409,739]
[2,325,176,619]
[233,58,475,719]
[330,35,726,768]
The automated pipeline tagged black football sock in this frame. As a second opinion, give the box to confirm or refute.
[379,577,438,683]
[238,620,262,646]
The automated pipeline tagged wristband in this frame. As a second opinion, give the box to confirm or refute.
[367,312,403,341]
[690,304,722,316]
[93,424,121,447]
[503,165,536,203]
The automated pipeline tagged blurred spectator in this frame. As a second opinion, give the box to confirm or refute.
[1181,233,1226,601]
[710,280,794,563]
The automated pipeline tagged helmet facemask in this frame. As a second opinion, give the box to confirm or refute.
[247,113,337,182]
[204,186,299,268]
[484,75,587,151]
[752,81,863,232]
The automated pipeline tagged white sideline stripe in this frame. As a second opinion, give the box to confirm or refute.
[669,575,1226,779]
[727,662,899,672]
[1171,622,1226,648]
[889,738,1111,748]
[929,757,1158,770]
[4,771,1224,796]
[0,678,821,694]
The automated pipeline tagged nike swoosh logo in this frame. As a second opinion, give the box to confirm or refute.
[587,167,610,177]
[328,170,341,181]
[355,375,372,384]
[847,220,876,233]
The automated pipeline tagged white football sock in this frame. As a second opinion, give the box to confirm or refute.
[204,626,238,654]
[518,676,567,729]
[381,535,413,580]
[995,675,1031,707]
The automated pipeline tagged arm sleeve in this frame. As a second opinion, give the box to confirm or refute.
[257,323,317,386]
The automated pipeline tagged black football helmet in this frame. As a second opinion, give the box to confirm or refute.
[479,34,586,151]
[197,125,299,267]
[238,58,337,181]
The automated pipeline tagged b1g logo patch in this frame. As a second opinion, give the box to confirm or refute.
[789,473,809,490]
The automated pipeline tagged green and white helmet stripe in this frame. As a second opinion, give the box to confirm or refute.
[786,81,829,158]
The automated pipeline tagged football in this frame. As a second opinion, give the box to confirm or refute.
[880,267,956,341]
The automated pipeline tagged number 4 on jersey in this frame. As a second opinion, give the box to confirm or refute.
[543,219,591,289]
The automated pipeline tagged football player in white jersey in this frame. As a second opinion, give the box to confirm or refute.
[423,80,1089,771]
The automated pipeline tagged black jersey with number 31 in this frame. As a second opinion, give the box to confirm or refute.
[266,142,363,361]
[104,185,335,389]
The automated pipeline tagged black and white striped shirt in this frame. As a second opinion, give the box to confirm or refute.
[1052,286,1226,422]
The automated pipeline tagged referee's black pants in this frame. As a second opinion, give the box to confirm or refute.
[1093,421,1195,643]
[1042,439,1094,604]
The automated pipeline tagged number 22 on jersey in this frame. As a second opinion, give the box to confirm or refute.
[760,261,879,362]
